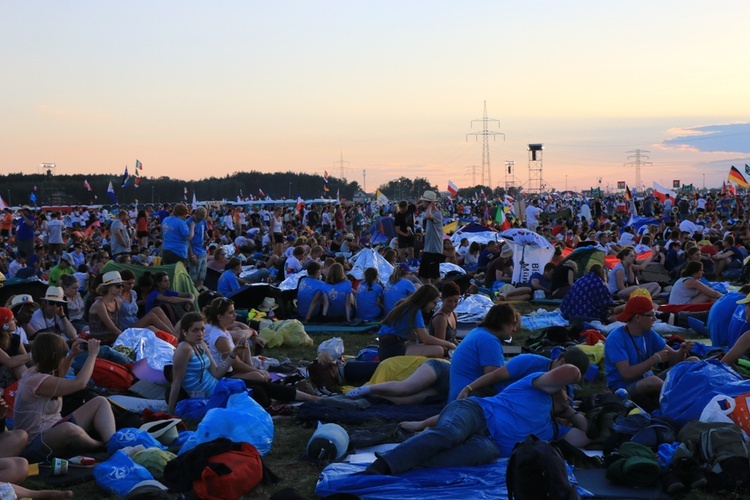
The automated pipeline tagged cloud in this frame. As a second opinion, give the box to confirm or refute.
[660,123,750,153]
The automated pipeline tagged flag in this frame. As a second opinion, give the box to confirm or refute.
[239,188,243,198]
[296,195,304,213]
[495,204,511,230]
[192,192,198,210]
[376,189,389,206]
[121,166,129,188]
[652,182,676,202]
[107,181,117,204]
[323,184,329,192]
[624,185,632,201]
[323,170,329,183]
[29,192,37,203]
[504,194,515,203]
[135,159,142,170]
[728,166,749,188]
[336,188,340,201]
[184,187,188,201]
[134,177,141,188]
[258,188,265,198]
[481,190,488,201]
[0,196,7,210]
[83,179,92,192]
[746,164,750,177]
[447,180,458,197]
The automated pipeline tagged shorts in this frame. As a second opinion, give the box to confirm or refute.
[397,234,415,249]
[424,359,451,398]
[137,231,149,239]
[418,252,444,280]
[378,335,407,361]
[24,415,78,463]
[273,233,284,244]
[189,253,208,282]
[0,229,9,237]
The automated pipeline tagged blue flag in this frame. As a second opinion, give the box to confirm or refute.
[29,192,37,203]
[107,181,117,204]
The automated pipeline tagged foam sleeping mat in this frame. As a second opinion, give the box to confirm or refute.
[304,322,380,334]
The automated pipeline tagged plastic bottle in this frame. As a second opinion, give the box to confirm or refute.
[0,483,17,500]
[615,388,644,415]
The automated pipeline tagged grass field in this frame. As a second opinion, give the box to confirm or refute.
[16,306,736,499]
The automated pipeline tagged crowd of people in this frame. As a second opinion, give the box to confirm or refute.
[0,185,749,494]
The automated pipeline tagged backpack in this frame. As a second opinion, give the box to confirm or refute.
[192,442,264,500]
[677,421,750,489]
[578,392,628,451]
[91,359,135,391]
[506,434,579,500]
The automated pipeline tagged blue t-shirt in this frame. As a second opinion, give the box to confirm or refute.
[16,215,35,241]
[324,280,353,319]
[146,289,179,313]
[707,292,744,347]
[187,217,207,256]
[502,354,551,390]
[529,272,551,291]
[449,326,505,401]
[604,326,666,390]
[218,270,241,296]
[384,278,416,312]
[378,307,424,339]
[477,373,569,457]
[161,216,191,258]
[355,281,384,321]
[297,277,324,319]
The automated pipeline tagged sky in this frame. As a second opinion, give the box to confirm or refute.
[2,1,749,197]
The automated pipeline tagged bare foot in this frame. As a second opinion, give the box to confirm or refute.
[399,421,426,433]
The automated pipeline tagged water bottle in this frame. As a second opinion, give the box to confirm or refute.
[615,388,644,414]
[0,482,17,500]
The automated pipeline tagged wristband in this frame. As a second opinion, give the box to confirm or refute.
[653,353,661,363]
[229,354,237,359]
[466,385,473,393]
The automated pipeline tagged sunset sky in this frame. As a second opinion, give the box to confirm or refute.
[2,1,749,196]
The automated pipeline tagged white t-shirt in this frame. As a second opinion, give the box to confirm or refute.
[204,323,234,373]
[525,205,542,225]
[46,219,64,244]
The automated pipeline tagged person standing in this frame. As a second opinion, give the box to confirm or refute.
[15,207,36,259]
[394,201,415,263]
[525,199,542,233]
[418,191,444,285]
[110,210,131,259]
[45,212,65,260]
[187,207,208,288]
[161,204,195,265]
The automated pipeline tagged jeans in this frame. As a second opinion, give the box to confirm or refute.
[189,254,208,282]
[379,398,500,474]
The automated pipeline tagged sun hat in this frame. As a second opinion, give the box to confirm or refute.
[102,271,124,286]
[419,190,438,202]
[139,419,182,446]
[257,297,279,312]
[616,296,656,322]
[0,307,13,330]
[125,479,169,500]
[59,252,74,266]
[500,245,514,259]
[44,286,67,304]
[345,233,355,240]
[8,294,38,312]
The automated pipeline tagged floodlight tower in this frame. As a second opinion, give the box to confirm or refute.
[504,160,517,191]
[527,144,544,194]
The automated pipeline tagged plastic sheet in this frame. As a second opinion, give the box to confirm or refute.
[455,294,494,323]
[278,269,308,291]
[349,248,394,283]
[439,263,465,278]
[315,459,590,499]
[178,392,274,456]
[114,328,175,372]
[660,359,750,424]
[259,319,313,348]
[520,309,568,331]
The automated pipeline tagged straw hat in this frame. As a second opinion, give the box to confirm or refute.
[101,271,124,286]
[500,245,514,259]
[44,286,67,304]
[419,190,438,202]
[258,297,279,312]
[8,294,39,312]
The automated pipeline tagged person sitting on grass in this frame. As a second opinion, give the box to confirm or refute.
[668,261,723,305]
[604,294,697,411]
[377,285,455,361]
[13,334,116,463]
[364,364,589,475]
[355,267,384,321]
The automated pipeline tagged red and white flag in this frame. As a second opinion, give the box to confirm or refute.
[652,182,676,202]
[83,179,92,192]
[447,180,458,197]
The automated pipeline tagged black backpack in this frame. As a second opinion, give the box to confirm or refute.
[507,434,579,500]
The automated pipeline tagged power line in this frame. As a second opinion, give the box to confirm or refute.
[466,101,504,187]
[624,149,652,192]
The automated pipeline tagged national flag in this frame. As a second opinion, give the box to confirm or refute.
[323,184,329,192]
[376,189,389,206]
[0,196,7,210]
[192,192,198,210]
[728,165,749,188]
[134,177,141,188]
[83,179,92,192]
[135,159,142,170]
[624,185,632,201]
[296,195,304,213]
[336,188,340,201]
[504,194,515,203]
[121,166,129,188]
[29,192,37,203]
[258,188,265,198]
[652,182,676,202]
[495,204,511,230]
[323,170,329,183]
[184,187,188,201]
[447,180,458,197]
[481,190,488,201]
[107,181,117,204]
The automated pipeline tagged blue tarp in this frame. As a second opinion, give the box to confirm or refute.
[660,359,750,424]
[315,460,590,499]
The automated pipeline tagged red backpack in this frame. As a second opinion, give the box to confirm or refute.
[91,359,135,391]
[192,442,263,500]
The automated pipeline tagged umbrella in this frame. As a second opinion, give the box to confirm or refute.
[500,228,555,285]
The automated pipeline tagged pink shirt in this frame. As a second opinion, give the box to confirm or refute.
[14,369,63,441]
